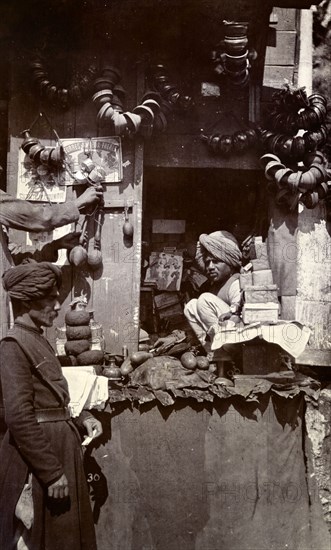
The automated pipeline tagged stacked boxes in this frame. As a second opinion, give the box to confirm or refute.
[241,238,279,324]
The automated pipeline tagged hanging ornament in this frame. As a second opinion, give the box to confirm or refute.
[201,126,260,156]
[261,151,330,210]
[91,65,172,140]
[29,56,98,110]
[210,20,257,87]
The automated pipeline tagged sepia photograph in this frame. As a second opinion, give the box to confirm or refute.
[0,1,330,549]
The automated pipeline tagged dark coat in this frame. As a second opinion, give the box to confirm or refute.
[0,323,97,550]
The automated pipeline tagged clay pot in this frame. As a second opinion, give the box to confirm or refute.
[123,206,134,239]
[303,150,325,167]
[123,112,141,134]
[87,248,103,270]
[274,168,293,187]
[245,128,258,146]
[93,78,113,93]
[265,160,284,180]
[112,112,128,135]
[260,153,281,168]
[21,130,39,154]
[69,245,88,267]
[28,143,44,163]
[232,131,248,152]
[223,21,248,37]
[92,89,113,106]
[101,65,121,87]
[153,111,167,134]
[210,134,221,153]
[142,99,161,116]
[97,102,114,123]
[291,136,306,160]
[223,37,248,54]
[219,135,233,155]
[49,146,65,167]
[103,364,122,379]
[301,191,319,209]
[316,182,328,199]
[141,91,162,103]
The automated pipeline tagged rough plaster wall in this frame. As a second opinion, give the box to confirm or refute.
[306,387,331,531]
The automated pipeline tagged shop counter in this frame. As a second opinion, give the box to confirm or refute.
[86,372,330,550]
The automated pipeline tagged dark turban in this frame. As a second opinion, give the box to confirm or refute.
[195,230,242,270]
[2,261,62,302]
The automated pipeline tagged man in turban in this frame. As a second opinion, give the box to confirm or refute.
[0,185,102,336]
[184,230,242,352]
[0,261,102,550]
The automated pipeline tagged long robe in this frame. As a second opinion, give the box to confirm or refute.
[0,322,97,550]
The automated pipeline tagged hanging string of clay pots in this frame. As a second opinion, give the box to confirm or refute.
[210,20,257,87]
[21,128,65,170]
[201,126,260,156]
[69,202,105,270]
[261,86,328,162]
[29,56,98,110]
[261,150,330,210]
[92,64,192,139]
[267,89,328,134]
[259,126,328,162]
[147,63,192,112]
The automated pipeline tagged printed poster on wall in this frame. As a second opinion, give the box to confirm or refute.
[16,137,122,202]
[144,251,184,291]
[61,137,123,184]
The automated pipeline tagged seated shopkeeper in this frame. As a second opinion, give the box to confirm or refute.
[0,261,103,550]
[184,230,242,353]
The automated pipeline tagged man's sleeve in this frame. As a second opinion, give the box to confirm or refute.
[228,278,242,307]
[0,191,79,231]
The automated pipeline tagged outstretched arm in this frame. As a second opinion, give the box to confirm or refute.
[0,187,102,232]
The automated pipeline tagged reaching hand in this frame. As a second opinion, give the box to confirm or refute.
[47,473,69,499]
[153,330,186,355]
[83,416,103,440]
[75,186,103,210]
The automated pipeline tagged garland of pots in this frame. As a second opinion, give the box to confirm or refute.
[259,85,330,210]
[201,126,260,156]
[260,86,328,162]
[91,64,192,139]
[261,150,330,210]
[29,56,98,110]
[21,128,65,172]
[210,20,257,87]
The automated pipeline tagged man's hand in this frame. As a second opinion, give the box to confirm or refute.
[152,330,186,355]
[75,186,103,210]
[82,416,103,440]
[47,473,69,499]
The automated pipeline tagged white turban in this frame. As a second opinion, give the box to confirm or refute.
[195,230,242,271]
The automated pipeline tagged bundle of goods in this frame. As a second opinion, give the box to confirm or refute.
[239,237,279,324]
[57,294,104,367]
